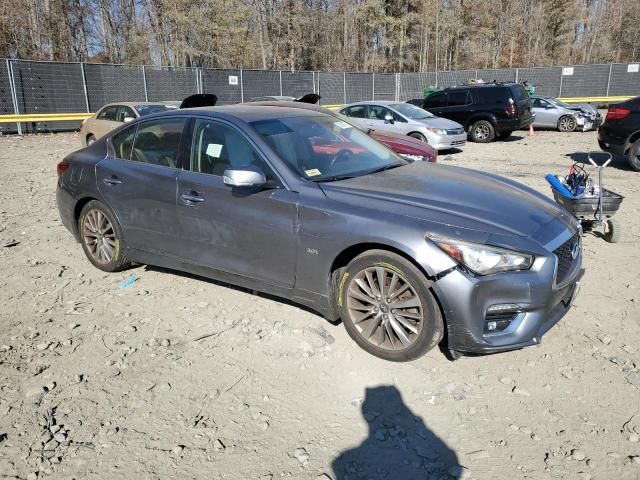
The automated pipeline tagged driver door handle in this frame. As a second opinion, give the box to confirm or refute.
[103,176,122,185]
[180,192,205,204]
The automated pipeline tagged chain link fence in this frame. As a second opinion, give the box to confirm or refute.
[1,59,639,133]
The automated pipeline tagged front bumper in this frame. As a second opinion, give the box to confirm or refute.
[430,132,467,150]
[431,254,583,354]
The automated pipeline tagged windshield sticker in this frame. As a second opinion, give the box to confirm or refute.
[334,121,352,130]
[305,168,322,177]
[206,143,223,158]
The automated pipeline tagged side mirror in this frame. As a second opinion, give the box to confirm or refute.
[384,112,394,123]
[223,167,266,188]
[123,116,135,123]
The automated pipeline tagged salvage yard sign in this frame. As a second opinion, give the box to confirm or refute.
[229,75,238,85]
[628,64,639,73]
[562,67,574,76]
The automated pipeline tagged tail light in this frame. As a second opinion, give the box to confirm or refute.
[606,107,630,120]
[57,160,70,176]
[505,104,517,117]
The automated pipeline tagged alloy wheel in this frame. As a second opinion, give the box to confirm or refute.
[346,266,423,351]
[474,124,490,140]
[82,209,117,264]
[559,117,576,132]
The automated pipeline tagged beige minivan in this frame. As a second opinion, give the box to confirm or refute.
[80,102,171,146]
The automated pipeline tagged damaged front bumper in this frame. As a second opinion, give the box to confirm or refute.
[430,247,584,354]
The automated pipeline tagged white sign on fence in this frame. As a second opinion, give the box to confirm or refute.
[562,67,574,76]
[228,75,238,85]
[628,64,639,73]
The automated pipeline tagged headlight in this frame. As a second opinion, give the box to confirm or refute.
[426,127,447,135]
[427,235,534,275]
[399,153,428,162]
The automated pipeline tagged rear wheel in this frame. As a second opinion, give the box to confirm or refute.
[337,250,444,362]
[86,134,96,146]
[558,115,576,132]
[469,120,495,143]
[627,139,640,171]
[497,130,513,140]
[78,200,130,272]
[408,132,428,143]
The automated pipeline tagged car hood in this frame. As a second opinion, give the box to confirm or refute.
[319,162,576,248]
[414,116,463,130]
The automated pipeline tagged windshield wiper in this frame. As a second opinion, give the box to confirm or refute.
[314,174,358,183]
[367,163,404,175]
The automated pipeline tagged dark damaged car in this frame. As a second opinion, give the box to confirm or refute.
[57,105,583,361]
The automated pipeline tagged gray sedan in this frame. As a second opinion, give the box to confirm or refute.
[57,105,582,361]
[340,101,466,150]
[531,96,600,132]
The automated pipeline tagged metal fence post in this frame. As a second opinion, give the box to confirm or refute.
[279,70,283,96]
[80,63,90,112]
[312,71,316,94]
[142,65,149,101]
[515,68,519,83]
[394,73,399,101]
[435,70,439,88]
[606,63,613,97]
[343,72,347,104]
[372,73,375,100]
[7,59,22,135]
[558,68,563,98]
[240,69,244,103]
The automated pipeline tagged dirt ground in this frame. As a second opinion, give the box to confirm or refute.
[0,129,639,480]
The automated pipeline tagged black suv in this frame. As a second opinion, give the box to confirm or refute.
[598,96,640,171]
[422,83,533,142]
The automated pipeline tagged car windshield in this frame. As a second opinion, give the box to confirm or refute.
[550,98,572,108]
[250,115,407,182]
[390,103,434,119]
[136,105,170,116]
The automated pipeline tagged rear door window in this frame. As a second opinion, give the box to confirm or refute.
[130,118,187,168]
[97,106,119,121]
[111,125,137,160]
[447,90,469,106]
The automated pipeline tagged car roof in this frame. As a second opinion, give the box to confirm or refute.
[444,82,519,90]
[344,100,400,107]
[146,104,328,122]
[101,101,168,109]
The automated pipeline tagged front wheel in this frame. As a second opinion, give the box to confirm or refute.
[337,250,444,362]
[408,132,428,143]
[558,115,576,132]
[469,120,495,143]
[79,200,131,272]
[627,139,640,172]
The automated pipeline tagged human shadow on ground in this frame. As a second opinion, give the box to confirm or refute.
[332,385,462,479]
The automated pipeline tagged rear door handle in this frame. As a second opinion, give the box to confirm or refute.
[103,176,122,185]
[180,192,205,204]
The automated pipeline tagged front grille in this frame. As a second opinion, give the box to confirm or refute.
[447,128,465,135]
[554,233,580,285]
[450,140,466,146]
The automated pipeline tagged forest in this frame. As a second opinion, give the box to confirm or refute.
[1,0,639,72]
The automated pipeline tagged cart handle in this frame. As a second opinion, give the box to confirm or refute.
[587,151,612,168]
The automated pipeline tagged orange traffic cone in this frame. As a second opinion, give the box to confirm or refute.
[528,123,535,136]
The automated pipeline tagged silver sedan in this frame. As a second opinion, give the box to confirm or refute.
[531,96,600,132]
[340,101,466,150]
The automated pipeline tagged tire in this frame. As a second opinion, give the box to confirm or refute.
[78,200,131,272]
[408,132,428,143]
[497,130,513,140]
[558,115,576,132]
[627,138,640,172]
[86,135,96,146]
[336,249,444,362]
[469,120,495,143]
[604,218,622,243]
